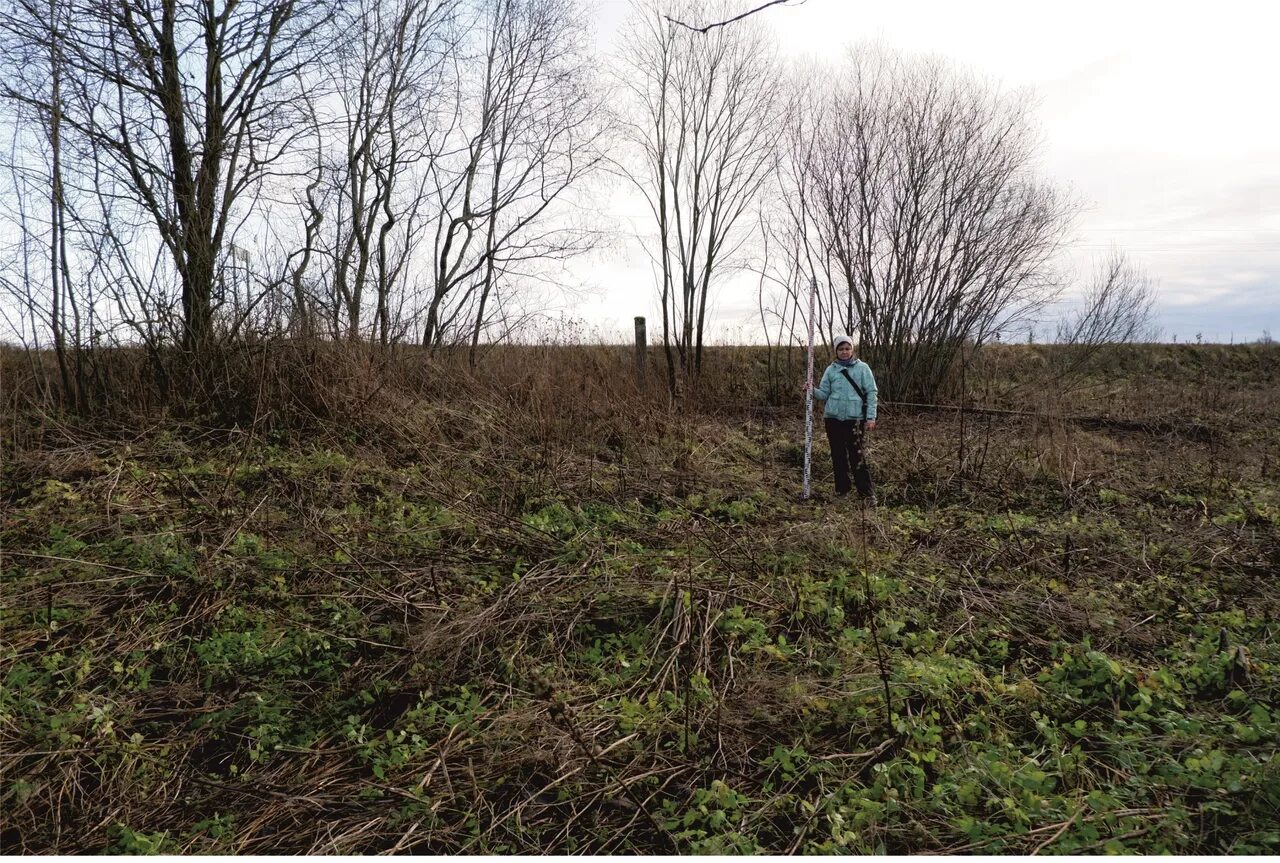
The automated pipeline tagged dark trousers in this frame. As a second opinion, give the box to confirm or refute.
[824,417,874,497]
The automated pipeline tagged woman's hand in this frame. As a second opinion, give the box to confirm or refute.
[866,420,877,431]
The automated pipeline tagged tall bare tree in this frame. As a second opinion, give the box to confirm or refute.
[314,0,458,344]
[0,0,85,405]
[419,0,608,358]
[752,75,834,403]
[619,0,784,391]
[786,47,1076,399]
[2,0,336,382]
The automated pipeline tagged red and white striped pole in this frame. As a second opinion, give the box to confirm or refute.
[802,274,817,500]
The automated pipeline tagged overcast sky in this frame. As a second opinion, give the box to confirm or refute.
[572,0,1279,343]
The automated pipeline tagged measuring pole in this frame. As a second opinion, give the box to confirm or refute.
[802,275,817,500]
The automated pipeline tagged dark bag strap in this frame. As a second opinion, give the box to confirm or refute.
[839,365,869,422]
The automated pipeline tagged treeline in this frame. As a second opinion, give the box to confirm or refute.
[1,0,1152,412]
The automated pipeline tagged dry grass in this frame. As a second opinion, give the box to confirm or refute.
[2,340,1278,853]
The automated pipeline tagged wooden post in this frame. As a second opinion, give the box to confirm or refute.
[634,316,647,389]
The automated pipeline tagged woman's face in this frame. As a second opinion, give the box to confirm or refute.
[836,342,853,360]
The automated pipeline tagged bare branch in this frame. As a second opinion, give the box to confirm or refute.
[664,0,803,34]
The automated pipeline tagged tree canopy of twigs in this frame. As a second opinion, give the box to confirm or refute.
[759,47,1080,400]
[1,0,1158,412]
[617,0,785,392]
[1,0,336,368]
[0,0,611,404]
[1047,250,1157,388]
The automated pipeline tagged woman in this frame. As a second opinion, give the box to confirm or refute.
[805,334,878,501]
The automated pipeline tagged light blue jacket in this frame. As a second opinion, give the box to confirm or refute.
[814,360,878,421]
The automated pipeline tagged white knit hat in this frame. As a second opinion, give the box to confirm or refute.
[832,334,853,350]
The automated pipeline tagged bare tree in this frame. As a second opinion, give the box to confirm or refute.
[619,0,784,391]
[419,0,609,359]
[313,0,458,344]
[755,68,836,366]
[1057,252,1155,346]
[787,47,1076,400]
[1049,250,1156,388]
[2,0,337,386]
[754,210,809,402]
[0,114,56,401]
[3,0,608,395]
[0,16,189,378]
[0,0,84,406]
[280,98,327,340]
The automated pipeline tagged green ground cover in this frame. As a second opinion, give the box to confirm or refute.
[2,345,1278,853]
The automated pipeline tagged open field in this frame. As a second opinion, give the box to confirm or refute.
[2,343,1278,853]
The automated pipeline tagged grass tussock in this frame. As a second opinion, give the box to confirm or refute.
[1,341,1279,853]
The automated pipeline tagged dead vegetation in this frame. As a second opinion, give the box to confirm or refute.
[1,342,1278,853]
